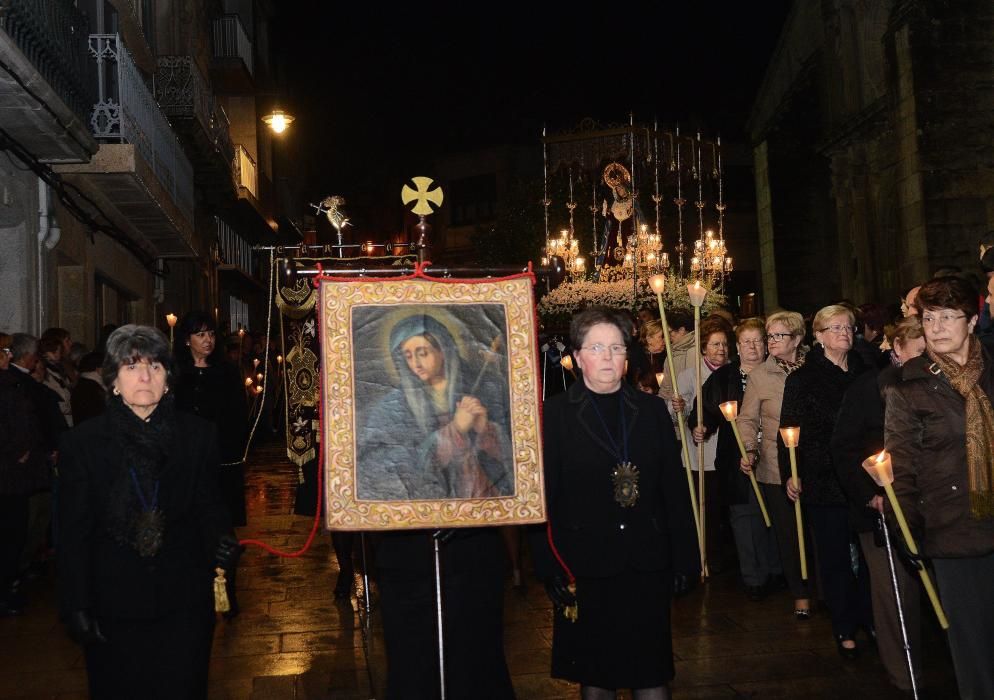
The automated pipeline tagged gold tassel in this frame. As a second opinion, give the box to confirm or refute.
[214,567,230,613]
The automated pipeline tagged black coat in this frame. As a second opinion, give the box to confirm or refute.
[532,380,699,581]
[830,363,901,532]
[689,360,752,506]
[174,362,248,465]
[0,368,46,496]
[778,346,866,506]
[56,409,231,620]
[70,376,106,425]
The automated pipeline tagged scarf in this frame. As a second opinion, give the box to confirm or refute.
[105,393,176,553]
[928,335,994,519]
[775,346,808,376]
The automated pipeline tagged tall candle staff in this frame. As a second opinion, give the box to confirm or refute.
[648,274,703,561]
[862,450,949,629]
[688,279,708,575]
[718,401,771,527]
[779,426,808,580]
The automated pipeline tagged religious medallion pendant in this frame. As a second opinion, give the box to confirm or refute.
[134,509,165,558]
[612,461,640,507]
[562,582,579,623]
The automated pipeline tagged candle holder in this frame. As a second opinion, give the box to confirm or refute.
[718,401,771,527]
[165,313,178,344]
[559,354,576,379]
[688,280,708,576]
[649,274,704,570]
[861,451,949,629]
[779,426,808,580]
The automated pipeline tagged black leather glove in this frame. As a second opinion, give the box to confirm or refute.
[215,534,245,572]
[891,530,925,571]
[67,609,107,646]
[544,575,576,609]
[672,573,697,598]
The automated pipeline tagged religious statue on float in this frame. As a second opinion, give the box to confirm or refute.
[595,161,646,269]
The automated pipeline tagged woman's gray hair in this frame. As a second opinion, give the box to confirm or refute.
[101,324,173,390]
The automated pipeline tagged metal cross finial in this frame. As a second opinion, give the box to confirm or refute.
[401,176,445,216]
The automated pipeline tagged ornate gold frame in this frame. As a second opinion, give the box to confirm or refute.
[319,272,545,530]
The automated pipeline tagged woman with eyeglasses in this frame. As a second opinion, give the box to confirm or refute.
[688,318,782,600]
[533,307,699,700]
[885,277,994,699]
[737,311,812,619]
[777,304,873,659]
[669,316,733,572]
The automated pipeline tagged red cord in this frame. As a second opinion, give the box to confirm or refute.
[546,521,575,584]
[238,443,323,557]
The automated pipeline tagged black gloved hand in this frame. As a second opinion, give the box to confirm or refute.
[892,531,925,571]
[67,609,107,646]
[215,534,245,572]
[672,573,697,598]
[544,575,576,609]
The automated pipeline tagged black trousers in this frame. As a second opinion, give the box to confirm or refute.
[376,529,514,700]
[806,504,872,638]
[0,494,29,588]
[761,482,812,600]
[933,552,994,700]
[84,607,215,699]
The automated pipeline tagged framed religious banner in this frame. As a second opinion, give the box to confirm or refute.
[318,267,546,530]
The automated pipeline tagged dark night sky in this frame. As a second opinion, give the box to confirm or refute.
[271,2,793,214]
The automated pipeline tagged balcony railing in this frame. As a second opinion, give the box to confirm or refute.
[88,34,194,226]
[215,215,254,277]
[233,144,257,199]
[154,55,234,165]
[211,15,253,76]
[0,0,95,124]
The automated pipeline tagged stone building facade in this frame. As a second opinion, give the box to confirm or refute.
[748,0,994,313]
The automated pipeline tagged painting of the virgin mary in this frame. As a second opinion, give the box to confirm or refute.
[354,308,513,501]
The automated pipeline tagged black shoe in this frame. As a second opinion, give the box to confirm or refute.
[835,635,859,660]
[744,584,766,602]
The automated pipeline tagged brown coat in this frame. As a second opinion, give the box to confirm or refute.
[737,354,788,485]
[884,354,994,558]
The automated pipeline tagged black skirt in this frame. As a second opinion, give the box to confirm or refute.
[552,568,674,689]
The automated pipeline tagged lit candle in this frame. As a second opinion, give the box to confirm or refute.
[861,451,949,629]
[256,373,264,382]
[719,401,771,527]
[244,377,253,387]
[575,257,585,271]
[253,358,260,369]
[165,313,177,344]
[779,426,807,579]
[649,271,702,558]
[687,281,707,307]
[276,355,283,364]
[254,385,263,394]
[655,371,665,388]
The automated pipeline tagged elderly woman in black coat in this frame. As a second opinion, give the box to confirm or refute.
[57,325,241,699]
[533,307,698,700]
[778,304,873,659]
[886,277,994,699]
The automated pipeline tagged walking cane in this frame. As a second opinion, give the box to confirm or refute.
[880,512,919,700]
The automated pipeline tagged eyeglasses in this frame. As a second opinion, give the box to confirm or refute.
[921,313,967,327]
[739,339,765,346]
[0,348,11,355]
[581,343,628,357]
[766,332,794,343]
[817,325,855,334]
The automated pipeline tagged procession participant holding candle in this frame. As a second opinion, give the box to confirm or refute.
[689,318,780,600]
[778,304,872,659]
[533,307,699,699]
[831,316,925,692]
[639,319,667,377]
[737,311,812,617]
[885,276,994,700]
[656,309,694,401]
[670,317,733,573]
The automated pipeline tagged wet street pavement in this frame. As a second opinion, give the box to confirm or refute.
[0,437,958,699]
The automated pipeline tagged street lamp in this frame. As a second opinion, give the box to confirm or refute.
[262,108,294,134]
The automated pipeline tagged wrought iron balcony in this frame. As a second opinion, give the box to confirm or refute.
[55,34,196,258]
[0,0,97,161]
[155,55,236,198]
[210,14,253,93]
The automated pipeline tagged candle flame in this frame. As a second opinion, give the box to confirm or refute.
[719,400,738,420]
[560,355,574,371]
[875,450,887,464]
[648,274,666,293]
